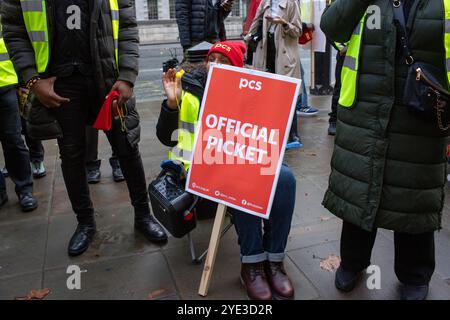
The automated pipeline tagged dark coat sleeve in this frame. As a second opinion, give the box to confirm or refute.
[156,100,180,147]
[117,0,140,85]
[175,0,192,48]
[1,0,40,84]
[320,0,371,44]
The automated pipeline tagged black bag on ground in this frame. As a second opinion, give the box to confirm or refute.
[148,160,198,238]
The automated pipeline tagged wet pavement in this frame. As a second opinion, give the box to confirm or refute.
[1,86,450,301]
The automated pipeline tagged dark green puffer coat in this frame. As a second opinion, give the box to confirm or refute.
[321,0,450,234]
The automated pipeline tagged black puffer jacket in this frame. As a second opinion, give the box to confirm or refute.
[175,0,230,48]
[1,0,140,144]
[321,0,449,234]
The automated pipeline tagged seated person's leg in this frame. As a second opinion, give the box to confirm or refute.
[231,207,272,300]
[262,164,296,299]
[263,164,296,259]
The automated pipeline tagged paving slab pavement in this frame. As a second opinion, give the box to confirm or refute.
[1,94,449,300]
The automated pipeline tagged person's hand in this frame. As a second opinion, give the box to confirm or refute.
[265,16,287,25]
[31,77,70,108]
[221,0,234,12]
[110,80,133,107]
[162,68,182,110]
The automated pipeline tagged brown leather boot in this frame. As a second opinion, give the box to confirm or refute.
[264,261,294,300]
[240,262,273,300]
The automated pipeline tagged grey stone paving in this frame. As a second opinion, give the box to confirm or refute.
[1,93,449,300]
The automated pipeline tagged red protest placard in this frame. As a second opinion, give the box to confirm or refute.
[185,64,301,219]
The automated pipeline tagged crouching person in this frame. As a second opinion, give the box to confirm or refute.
[157,41,297,300]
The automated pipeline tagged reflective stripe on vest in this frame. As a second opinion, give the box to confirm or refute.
[339,0,450,107]
[20,0,119,73]
[338,16,365,108]
[168,91,200,170]
[334,42,348,51]
[0,27,19,88]
[109,0,119,68]
[20,0,49,73]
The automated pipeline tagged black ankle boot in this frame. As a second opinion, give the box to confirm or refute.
[335,266,362,292]
[135,214,168,243]
[68,222,97,256]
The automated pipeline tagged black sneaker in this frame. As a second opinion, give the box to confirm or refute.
[319,86,334,95]
[335,266,362,292]
[87,168,101,184]
[18,193,38,212]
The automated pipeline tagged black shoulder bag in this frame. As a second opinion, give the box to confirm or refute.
[393,0,450,130]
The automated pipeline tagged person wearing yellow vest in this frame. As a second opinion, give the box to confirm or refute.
[0,20,38,212]
[321,0,450,299]
[158,41,297,300]
[1,0,167,257]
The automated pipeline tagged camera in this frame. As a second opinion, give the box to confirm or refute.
[162,57,179,73]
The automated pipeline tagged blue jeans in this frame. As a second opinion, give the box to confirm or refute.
[0,88,33,195]
[231,164,296,263]
[296,62,308,109]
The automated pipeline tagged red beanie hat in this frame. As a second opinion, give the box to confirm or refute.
[206,41,247,67]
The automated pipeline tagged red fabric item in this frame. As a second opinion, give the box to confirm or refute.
[299,27,314,45]
[243,0,262,34]
[93,90,120,131]
[206,41,247,67]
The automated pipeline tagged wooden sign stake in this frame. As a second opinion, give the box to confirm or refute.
[198,203,227,297]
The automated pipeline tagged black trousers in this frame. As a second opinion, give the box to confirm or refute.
[340,221,435,286]
[0,88,33,195]
[314,43,332,88]
[85,125,117,171]
[21,117,44,162]
[50,72,150,223]
[329,52,345,124]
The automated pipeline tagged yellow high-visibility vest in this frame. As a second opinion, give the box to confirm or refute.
[0,24,18,88]
[168,90,200,170]
[338,14,365,107]
[339,0,450,107]
[19,0,119,74]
